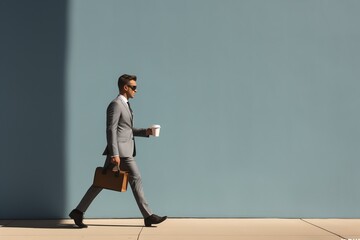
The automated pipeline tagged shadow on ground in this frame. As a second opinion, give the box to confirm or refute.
[1,220,147,229]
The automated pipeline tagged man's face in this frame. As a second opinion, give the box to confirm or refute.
[125,80,137,99]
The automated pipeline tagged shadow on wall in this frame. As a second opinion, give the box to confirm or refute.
[0,0,67,219]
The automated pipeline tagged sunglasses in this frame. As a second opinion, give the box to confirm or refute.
[127,85,137,91]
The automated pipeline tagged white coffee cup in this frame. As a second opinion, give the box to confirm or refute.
[151,124,161,137]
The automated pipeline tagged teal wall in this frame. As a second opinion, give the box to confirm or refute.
[2,0,359,219]
[65,0,360,218]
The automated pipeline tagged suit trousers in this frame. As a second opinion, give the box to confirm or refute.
[76,156,153,218]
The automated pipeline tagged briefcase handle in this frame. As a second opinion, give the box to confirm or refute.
[102,164,122,177]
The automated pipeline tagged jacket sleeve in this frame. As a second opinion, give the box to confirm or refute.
[133,128,149,137]
[106,101,121,156]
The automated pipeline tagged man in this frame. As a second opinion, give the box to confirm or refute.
[69,74,167,228]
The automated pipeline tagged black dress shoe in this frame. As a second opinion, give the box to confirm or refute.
[69,209,88,228]
[144,214,167,227]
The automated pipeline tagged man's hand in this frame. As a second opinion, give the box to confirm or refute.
[146,128,153,136]
[111,156,120,165]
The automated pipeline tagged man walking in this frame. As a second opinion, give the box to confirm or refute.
[69,74,167,228]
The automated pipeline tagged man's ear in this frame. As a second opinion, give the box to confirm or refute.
[120,85,127,93]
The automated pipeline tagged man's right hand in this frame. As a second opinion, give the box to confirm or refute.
[111,156,121,166]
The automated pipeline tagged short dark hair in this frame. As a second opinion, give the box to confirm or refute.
[118,74,137,91]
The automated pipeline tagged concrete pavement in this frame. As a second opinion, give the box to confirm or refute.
[1,218,360,240]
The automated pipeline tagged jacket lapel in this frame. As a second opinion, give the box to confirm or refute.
[118,96,133,124]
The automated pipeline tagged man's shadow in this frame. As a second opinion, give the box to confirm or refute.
[1,220,148,229]
[2,220,75,229]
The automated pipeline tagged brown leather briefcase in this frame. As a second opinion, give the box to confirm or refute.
[93,165,128,192]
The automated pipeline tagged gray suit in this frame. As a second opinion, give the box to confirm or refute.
[102,95,148,157]
[76,95,153,218]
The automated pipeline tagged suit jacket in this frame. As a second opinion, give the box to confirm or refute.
[102,95,148,157]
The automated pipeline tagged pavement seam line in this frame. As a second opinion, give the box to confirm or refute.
[137,226,144,240]
[300,219,346,239]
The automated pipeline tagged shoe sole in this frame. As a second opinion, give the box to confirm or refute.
[145,217,167,227]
